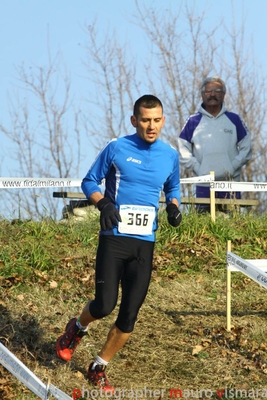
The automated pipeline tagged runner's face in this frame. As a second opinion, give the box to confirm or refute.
[131,105,165,143]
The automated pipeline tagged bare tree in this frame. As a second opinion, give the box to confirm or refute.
[82,20,142,149]
[132,2,221,147]
[222,15,267,180]
[132,2,267,204]
[219,14,267,210]
[1,2,266,218]
[0,53,82,220]
[82,1,267,208]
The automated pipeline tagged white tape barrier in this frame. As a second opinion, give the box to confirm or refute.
[227,252,267,289]
[0,343,72,400]
[211,181,267,192]
[180,174,212,183]
[0,178,82,189]
[0,174,212,189]
[1,175,266,192]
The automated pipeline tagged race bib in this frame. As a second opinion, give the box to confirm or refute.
[118,204,155,235]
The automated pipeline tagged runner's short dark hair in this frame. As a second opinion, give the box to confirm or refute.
[133,95,163,117]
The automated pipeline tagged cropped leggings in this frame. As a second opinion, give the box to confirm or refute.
[89,235,154,333]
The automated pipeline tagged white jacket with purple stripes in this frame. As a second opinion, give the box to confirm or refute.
[178,103,251,184]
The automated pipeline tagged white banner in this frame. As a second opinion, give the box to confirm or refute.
[0,174,212,189]
[0,177,82,189]
[227,252,267,289]
[180,174,212,183]
[0,175,266,192]
[211,181,267,192]
[0,342,72,400]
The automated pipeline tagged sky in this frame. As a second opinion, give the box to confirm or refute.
[0,0,267,179]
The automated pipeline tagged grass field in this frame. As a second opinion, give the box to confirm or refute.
[1,209,267,399]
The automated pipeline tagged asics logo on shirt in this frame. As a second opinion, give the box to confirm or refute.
[224,129,233,134]
[126,157,142,164]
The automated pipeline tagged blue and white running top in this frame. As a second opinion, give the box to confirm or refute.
[82,133,180,242]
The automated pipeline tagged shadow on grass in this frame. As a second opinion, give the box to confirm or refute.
[0,303,90,384]
[0,304,56,369]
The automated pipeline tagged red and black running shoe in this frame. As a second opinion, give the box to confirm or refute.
[87,363,114,393]
[56,318,87,362]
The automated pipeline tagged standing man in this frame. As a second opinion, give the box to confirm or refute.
[56,95,182,391]
[178,76,251,212]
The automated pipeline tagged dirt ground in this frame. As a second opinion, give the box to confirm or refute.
[1,269,267,399]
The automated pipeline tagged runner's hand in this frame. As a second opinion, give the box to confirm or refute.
[97,198,122,231]
[166,203,182,227]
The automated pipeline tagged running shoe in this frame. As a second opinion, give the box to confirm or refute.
[87,363,114,393]
[56,318,87,362]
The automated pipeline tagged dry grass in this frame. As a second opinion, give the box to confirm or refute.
[2,269,267,399]
[1,213,267,399]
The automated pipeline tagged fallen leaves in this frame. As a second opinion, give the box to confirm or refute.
[49,280,58,289]
[192,344,203,355]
